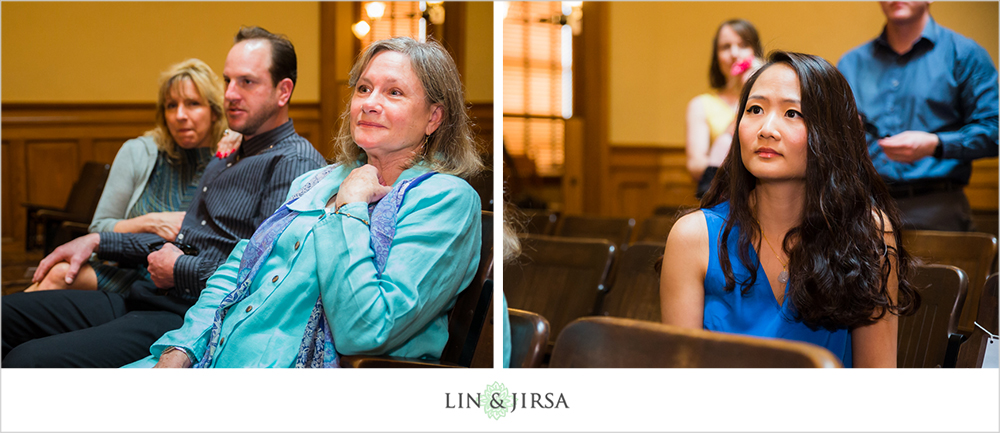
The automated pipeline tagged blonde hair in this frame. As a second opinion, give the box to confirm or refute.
[332,37,483,179]
[146,58,227,162]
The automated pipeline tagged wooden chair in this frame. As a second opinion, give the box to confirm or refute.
[507,308,550,368]
[549,317,842,368]
[902,230,997,334]
[598,241,665,322]
[340,211,494,368]
[554,214,635,251]
[469,287,494,368]
[522,209,558,236]
[957,273,998,368]
[23,161,110,252]
[636,216,678,244]
[504,235,616,347]
[897,264,968,368]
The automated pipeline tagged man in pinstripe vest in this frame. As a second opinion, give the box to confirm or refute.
[2,26,326,368]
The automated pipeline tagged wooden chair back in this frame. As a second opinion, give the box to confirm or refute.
[637,216,678,244]
[902,230,997,333]
[598,241,665,322]
[554,214,635,251]
[24,162,110,251]
[440,211,495,366]
[468,282,495,368]
[549,317,842,368]
[507,308,550,368]
[340,211,494,369]
[957,273,999,367]
[898,264,968,368]
[522,209,558,236]
[66,162,112,216]
[504,234,616,345]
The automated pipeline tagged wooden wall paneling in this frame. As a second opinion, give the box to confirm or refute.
[4,139,28,247]
[442,2,467,81]
[576,2,612,215]
[93,139,129,165]
[967,158,999,211]
[1,103,324,250]
[318,2,357,161]
[25,140,80,208]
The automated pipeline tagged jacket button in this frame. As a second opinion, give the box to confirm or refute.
[272,275,279,283]
[294,241,300,250]
[245,306,253,313]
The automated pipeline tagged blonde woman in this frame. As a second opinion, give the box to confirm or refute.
[27,59,228,294]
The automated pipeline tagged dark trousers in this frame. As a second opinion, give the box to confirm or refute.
[2,281,190,368]
[894,189,973,232]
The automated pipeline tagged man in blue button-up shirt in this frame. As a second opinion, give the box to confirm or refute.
[838,2,998,231]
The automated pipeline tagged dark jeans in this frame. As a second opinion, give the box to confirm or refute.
[2,281,190,368]
[894,189,973,232]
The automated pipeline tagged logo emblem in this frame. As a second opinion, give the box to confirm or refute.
[480,381,512,420]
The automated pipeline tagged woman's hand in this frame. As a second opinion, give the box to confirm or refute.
[153,349,192,368]
[113,211,185,241]
[334,164,393,210]
[216,129,242,158]
[142,212,186,241]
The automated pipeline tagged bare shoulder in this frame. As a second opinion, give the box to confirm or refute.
[871,208,897,248]
[686,95,706,117]
[666,210,708,248]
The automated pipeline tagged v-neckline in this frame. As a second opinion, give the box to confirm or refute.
[749,243,788,310]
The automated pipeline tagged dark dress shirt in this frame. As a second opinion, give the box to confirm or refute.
[838,18,999,185]
[98,120,327,300]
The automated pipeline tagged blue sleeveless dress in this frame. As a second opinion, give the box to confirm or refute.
[702,201,853,367]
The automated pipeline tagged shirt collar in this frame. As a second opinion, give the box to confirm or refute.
[874,16,939,54]
[240,119,296,158]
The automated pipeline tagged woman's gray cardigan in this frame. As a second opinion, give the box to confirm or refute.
[88,136,158,233]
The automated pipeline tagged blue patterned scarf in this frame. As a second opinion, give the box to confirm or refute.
[193,165,435,368]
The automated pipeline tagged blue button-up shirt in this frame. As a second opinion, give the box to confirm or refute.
[838,18,998,184]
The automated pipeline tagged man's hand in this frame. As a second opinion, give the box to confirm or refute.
[147,242,184,289]
[32,233,100,285]
[878,131,939,163]
[153,349,192,368]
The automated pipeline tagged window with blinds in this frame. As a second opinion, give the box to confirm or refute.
[360,1,425,49]
[503,1,572,178]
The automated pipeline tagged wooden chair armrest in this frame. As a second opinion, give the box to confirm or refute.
[338,355,461,368]
[34,209,88,223]
[23,203,63,213]
[943,333,966,368]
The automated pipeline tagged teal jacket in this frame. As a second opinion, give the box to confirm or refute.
[125,164,481,367]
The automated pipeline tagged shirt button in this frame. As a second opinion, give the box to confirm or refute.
[220,337,225,345]
[203,186,208,192]
[891,79,899,88]
[294,241,301,250]
[272,275,279,283]
[227,163,232,167]
[245,306,253,313]
[201,220,207,226]
[177,233,184,241]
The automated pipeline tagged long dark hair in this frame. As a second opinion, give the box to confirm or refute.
[702,51,919,331]
[709,19,764,89]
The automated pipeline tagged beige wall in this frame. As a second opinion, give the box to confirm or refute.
[465,2,494,103]
[608,2,999,147]
[2,2,321,103]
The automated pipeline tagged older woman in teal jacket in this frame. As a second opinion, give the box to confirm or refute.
[126,37,483,368]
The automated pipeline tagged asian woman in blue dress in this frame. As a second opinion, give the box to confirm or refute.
[659,51,920,368]
[127,37,483,368]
